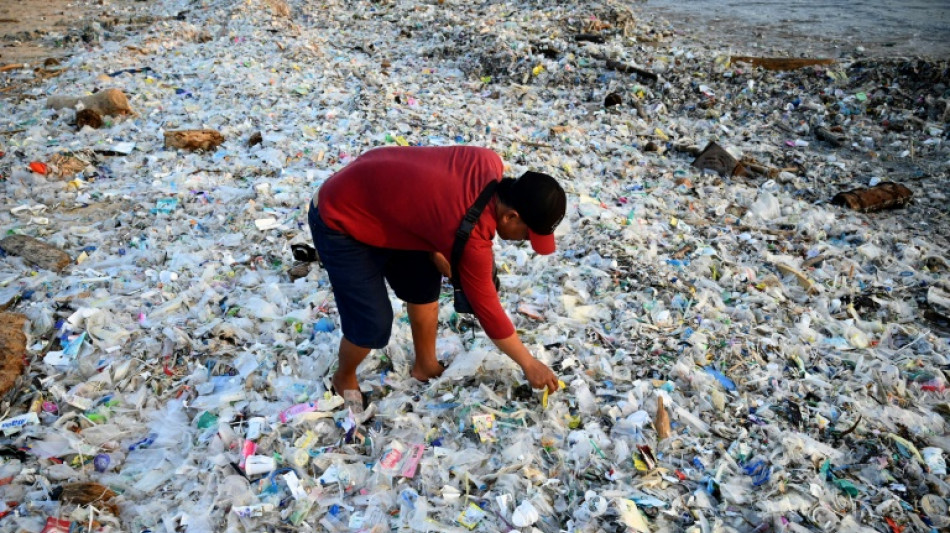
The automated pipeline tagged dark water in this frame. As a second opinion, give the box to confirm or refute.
[644,0,950,58]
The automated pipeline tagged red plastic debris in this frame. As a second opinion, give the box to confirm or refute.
[885,517,903,533]
[41,517,72,533]
[28,161,48,175]
[921,379,946,393]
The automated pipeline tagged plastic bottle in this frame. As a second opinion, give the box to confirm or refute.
[319,505,348,532]
[243,455,276,476]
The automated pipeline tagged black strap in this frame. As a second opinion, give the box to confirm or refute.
[450,181,498,288]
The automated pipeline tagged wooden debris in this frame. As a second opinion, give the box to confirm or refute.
[0,235,71,272]
[692,142,746,177]
[604,59,658,82]
[33,67,65,81]
[266,0,291,17]
[575,33,606,44]
[46,88,135,116]
[673,244,695,260]
[584,19,613,32]
[0,63,27,72]
[672,142,702,156]
[802,254,827,269]
[838,415,862,437]
[730,56,835,71]
[59,483,120,516]
[739,155,799,179]
[164,129,225,151]
[49,153,89,178]
[247,131,263,148]
[124,45,151,55]
[815,126,845,147]
[288,262,311,281]
[76,108,103,129]
[0,313,27,396]
[831,182,913,212]
[655,396,671,440]
[776,263,819,294]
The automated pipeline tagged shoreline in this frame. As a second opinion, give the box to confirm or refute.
[644,0,950,61]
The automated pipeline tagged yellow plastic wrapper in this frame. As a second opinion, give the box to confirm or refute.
[457,502,487,530]
[542,380,567,408]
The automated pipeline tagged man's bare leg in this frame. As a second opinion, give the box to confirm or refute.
[408,301,444,381]
[331,337,370,394]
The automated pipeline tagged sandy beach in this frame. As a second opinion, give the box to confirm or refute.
[0,0,149,63]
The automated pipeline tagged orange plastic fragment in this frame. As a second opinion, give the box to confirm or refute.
[28,161,48,175]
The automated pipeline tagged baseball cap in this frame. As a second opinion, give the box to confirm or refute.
[507,171,566,255]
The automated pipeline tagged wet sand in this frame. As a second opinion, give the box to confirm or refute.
[0,0,145,64]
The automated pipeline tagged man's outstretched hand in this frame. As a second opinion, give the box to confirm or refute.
[489,319,560,393]
[523,358,559,392]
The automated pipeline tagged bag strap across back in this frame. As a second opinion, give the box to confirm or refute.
[450,181,498,288]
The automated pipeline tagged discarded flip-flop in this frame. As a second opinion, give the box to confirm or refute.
[291,243,319,263]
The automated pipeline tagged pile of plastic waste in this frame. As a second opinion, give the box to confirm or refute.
[0,0,947,532]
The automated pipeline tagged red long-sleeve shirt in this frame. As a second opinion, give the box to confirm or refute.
[316,146,514,339]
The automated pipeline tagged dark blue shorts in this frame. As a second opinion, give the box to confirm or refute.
[308,204,441,349]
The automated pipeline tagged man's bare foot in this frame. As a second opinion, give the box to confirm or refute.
[331,371,367,416]
[410,360,445,382]
[331,371,360,396]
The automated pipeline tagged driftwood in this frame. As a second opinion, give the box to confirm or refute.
[604,59,658,82]
[740,155,800,179]
[46,88,135,116]
[0,313,27,396]
[730,56,835,71]
[0,235,71,272]
[655,396,671,440]
[831,182,913,212]
[164,129,225,151]
[575,33,606,44]
[815,126,845,147]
